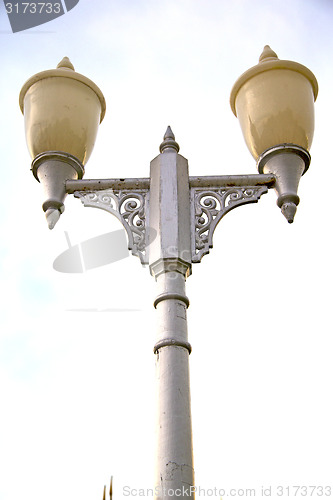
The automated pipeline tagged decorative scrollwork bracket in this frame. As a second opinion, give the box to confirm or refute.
[190,183,269,263]
[67,171,275,268]
[74,187,149,265]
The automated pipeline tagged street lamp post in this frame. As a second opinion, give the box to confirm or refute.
[19,46,318,499]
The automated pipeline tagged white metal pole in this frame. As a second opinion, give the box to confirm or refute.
[149,128,194,499]
[153,272,194,499]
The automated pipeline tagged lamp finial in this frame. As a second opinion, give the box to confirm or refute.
[45,208,61,230]
[259,45,278,63]
[281,202,297,224]
[57,56,75,70]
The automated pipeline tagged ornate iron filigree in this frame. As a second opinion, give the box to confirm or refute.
[191,185,268,262]
[74,188,149,264]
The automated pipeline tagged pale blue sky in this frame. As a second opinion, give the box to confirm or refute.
[0,1,332,499]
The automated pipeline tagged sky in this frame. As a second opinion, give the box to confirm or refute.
[0,0,333,499]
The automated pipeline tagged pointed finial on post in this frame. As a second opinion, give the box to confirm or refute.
[103,485,106,500]
[159,126,180,153]
[57,56,75,70]
[259,45,278,63]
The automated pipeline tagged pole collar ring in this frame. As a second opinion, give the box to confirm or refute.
[154,338,192,354]
[154,292,190,309]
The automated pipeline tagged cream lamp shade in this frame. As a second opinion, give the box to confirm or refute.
[19,57,106,165]
[19,57,106,229]
[230,46,318,161]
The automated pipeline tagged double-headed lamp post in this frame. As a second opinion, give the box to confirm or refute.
[19,46,318,499]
